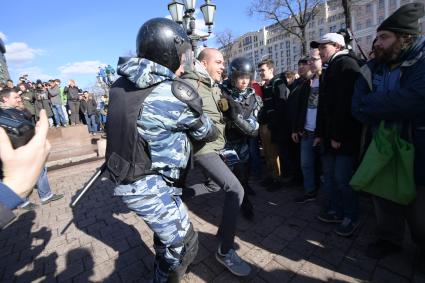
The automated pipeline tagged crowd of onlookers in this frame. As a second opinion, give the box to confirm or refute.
[242,2,424,268]
[0,76,109,135]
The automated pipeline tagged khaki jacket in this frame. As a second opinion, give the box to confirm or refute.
[181,61,225,156]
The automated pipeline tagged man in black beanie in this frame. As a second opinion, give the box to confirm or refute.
[352,2,425,268]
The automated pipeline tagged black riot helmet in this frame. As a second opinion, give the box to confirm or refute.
[337,28,353,46]
[136,17,192,72]
[228,57,255,84]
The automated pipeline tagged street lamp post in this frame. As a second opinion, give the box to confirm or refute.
[168,0,216,56]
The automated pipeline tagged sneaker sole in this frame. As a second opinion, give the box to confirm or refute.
[215,252,250,277]
[335,229,355,237]
[42,195,64,205]
[335,224,359,237]
[317,215,343,223]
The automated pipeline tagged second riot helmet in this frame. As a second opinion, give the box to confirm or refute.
[228,57,255,83]
[136,17,192,72]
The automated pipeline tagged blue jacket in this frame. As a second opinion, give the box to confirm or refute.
[0,182,23,209]
[352,36,425,185]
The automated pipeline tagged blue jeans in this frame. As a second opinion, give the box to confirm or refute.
[84,113,98,133]
[37,167,53,201]
[321,152,358,222]
[51,104,67,126]
[301,135,317,193]
[98,113,106,124]
[98,112,106,130]
[21,167,53,206]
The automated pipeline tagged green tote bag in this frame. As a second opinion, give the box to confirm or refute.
[350,122,416,205]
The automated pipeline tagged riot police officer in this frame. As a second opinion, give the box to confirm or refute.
[105,18,217,282]
[220,57,262,220]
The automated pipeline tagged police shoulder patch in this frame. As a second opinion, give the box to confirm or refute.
[171,78,203,115]
[171,78,199,102]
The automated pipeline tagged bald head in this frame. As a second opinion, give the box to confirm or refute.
[197,48,225,82]
[197,48,217,61]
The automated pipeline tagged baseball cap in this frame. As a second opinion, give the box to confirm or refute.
[310,33,345,48]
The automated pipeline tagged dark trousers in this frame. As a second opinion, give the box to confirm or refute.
[184,152,244,253]
[68,101,80,125]
[321,152,358,221]
[280,139,301,180]
[373,185,425,250]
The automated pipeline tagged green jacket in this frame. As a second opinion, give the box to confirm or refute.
[60,86,67,104]
[181,61,225,156]
[21,89,36,115]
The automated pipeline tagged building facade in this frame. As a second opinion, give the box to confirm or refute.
[223,0,425,76]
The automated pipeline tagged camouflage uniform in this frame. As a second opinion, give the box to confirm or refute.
[113,58,213,282]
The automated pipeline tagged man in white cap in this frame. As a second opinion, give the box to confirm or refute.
[311,33,362,237]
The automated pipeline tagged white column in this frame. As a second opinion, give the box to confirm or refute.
[384,0,389,18]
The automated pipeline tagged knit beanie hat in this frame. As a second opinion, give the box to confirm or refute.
[377,2,425,35]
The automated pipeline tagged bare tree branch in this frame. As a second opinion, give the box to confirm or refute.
[215,29,237,62]
[248,0,324,55]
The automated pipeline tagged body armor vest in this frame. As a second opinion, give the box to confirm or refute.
[222,88,256,143]
[105,77,156,184]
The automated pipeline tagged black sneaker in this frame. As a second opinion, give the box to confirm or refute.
[317,211,343,223]
[335,217,358,237]
[41,194,64,205]
[20,202,39,211]
[366,239,401,259]
[294,192,316,204]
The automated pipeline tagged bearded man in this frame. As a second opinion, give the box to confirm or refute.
[352,3,425,267]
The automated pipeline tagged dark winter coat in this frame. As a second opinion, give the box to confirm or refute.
[291,76,314,134]
[316,50,361,155]
[64,86,82,101]
[258,75,291,143]
[80,98,97,116]
[34,89,53,118]
[21,89,36,115]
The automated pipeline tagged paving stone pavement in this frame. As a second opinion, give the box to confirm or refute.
[1,160,424,283]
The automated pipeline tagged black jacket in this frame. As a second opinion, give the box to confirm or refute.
[258,75,291,142]
[291,77,315,134]
[80,98,97,115]
[64,86,82,101]
[316,51,362,155]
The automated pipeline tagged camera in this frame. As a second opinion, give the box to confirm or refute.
[0,108,35,228]
[0,108,35,178]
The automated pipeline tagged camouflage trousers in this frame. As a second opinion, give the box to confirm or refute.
[117,175,191,282]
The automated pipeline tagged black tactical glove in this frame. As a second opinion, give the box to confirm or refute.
[218,97,241,120]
